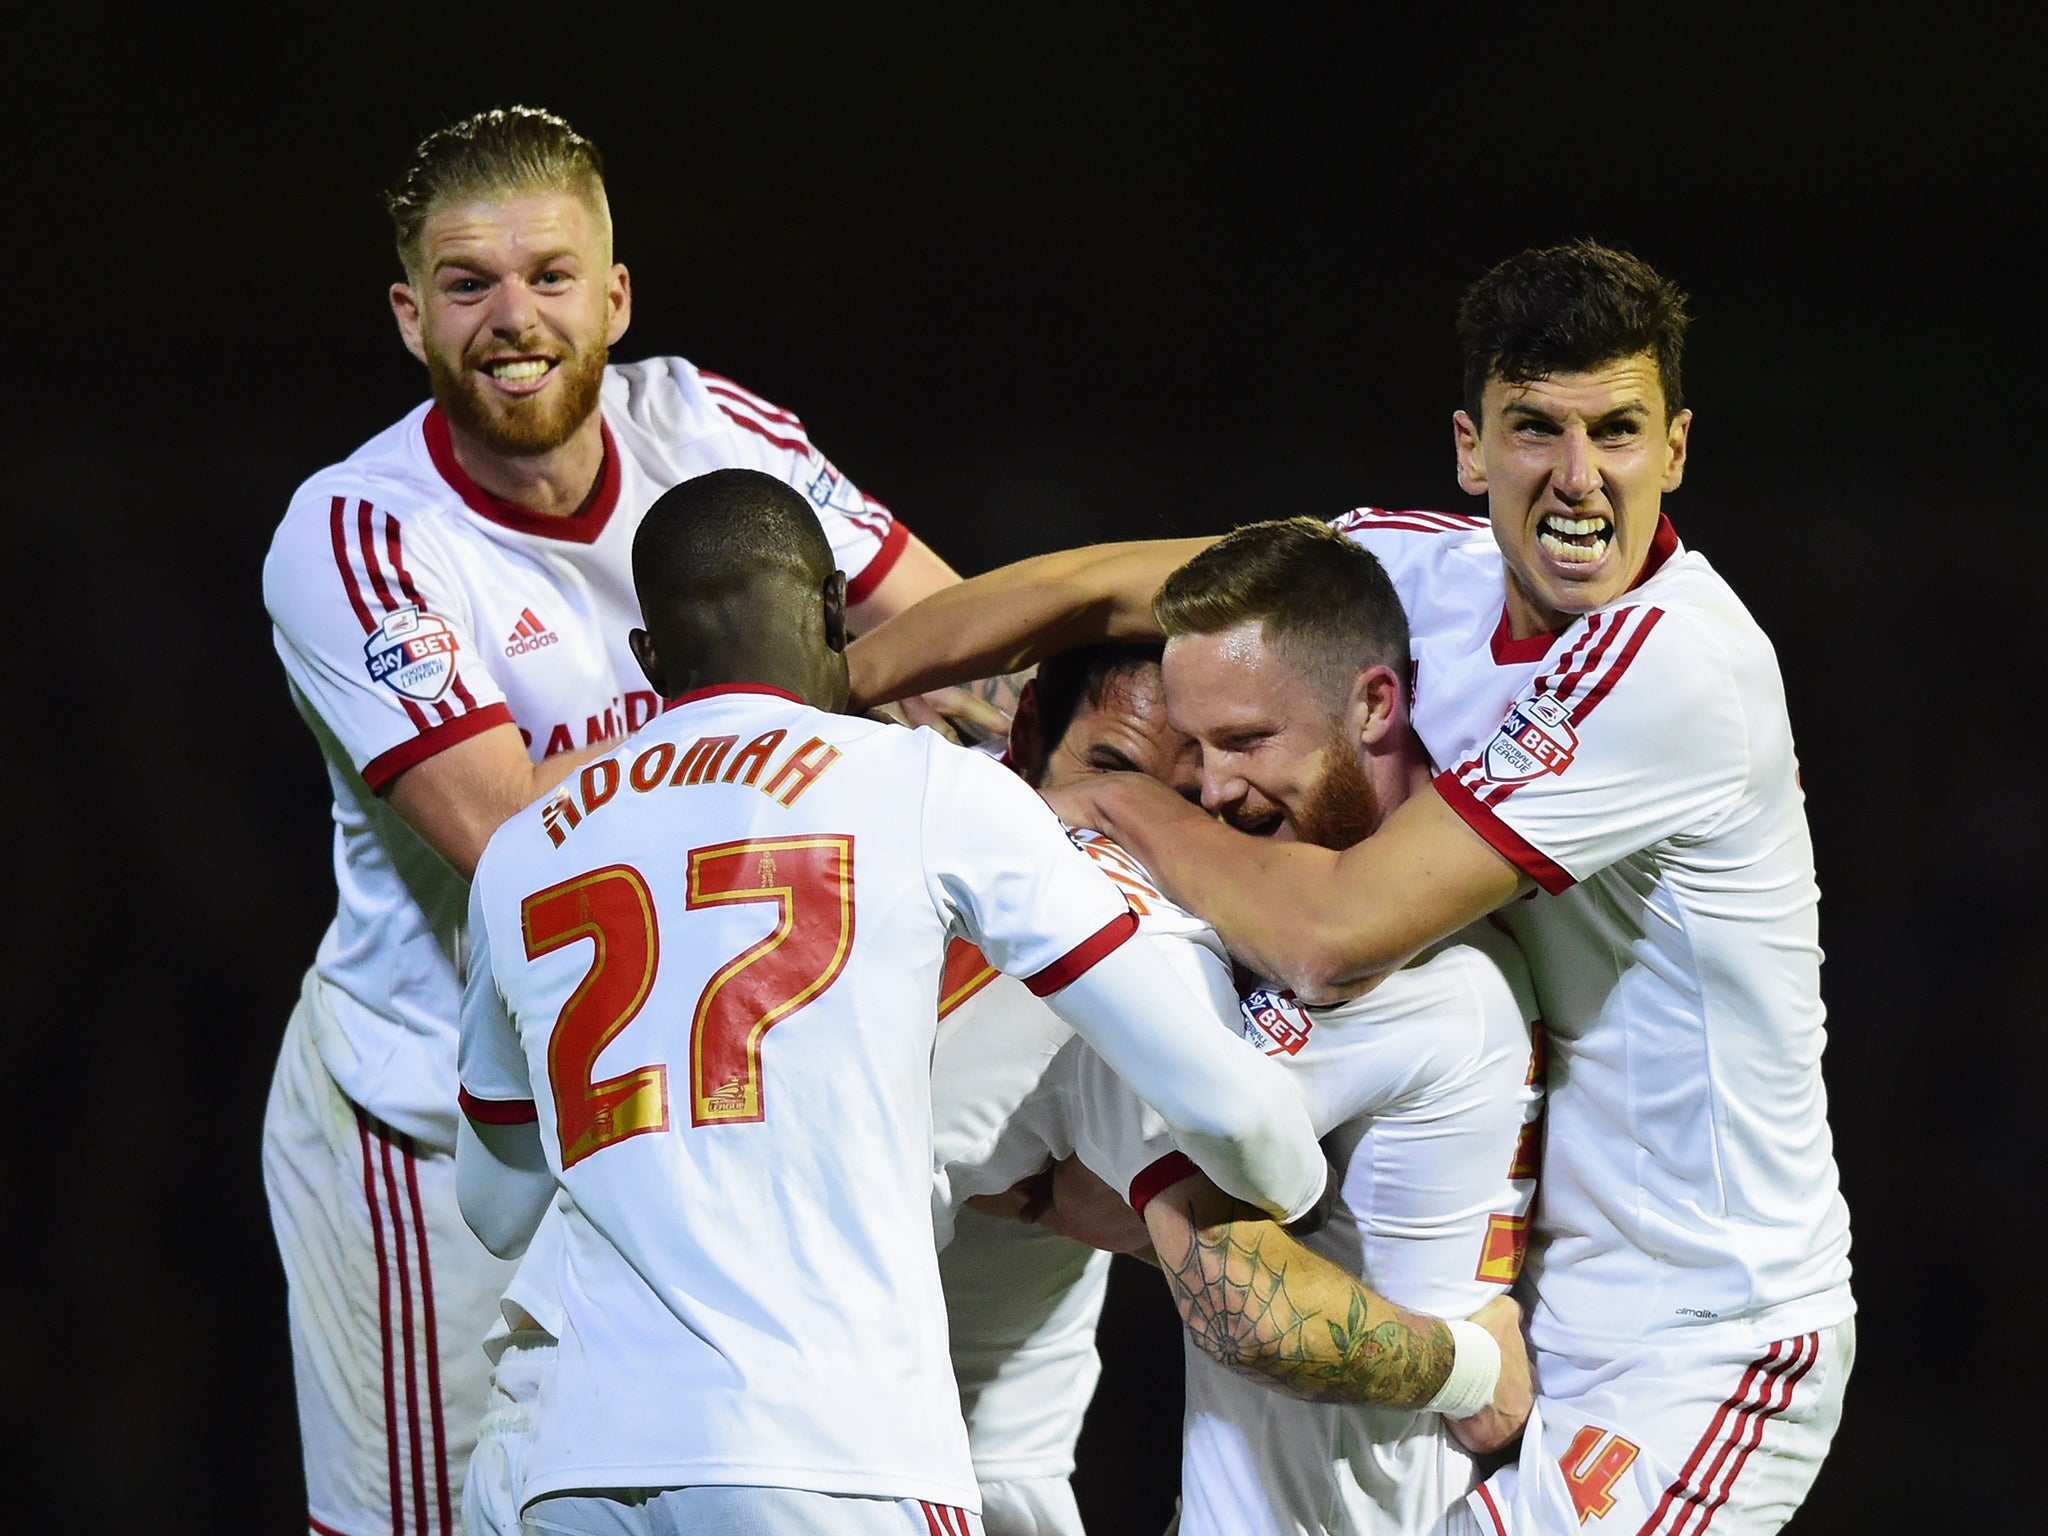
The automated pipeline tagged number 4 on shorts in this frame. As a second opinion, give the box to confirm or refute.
[1560,1425,1641,1524]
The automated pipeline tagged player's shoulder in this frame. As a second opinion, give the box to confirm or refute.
[1066,827,1214,938]
[1329,505,1493,565]
[263,402,462,610]
[603,356,813,452]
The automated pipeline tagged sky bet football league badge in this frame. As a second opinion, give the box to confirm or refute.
[364,604,459,703]
[1485,692,1578,784]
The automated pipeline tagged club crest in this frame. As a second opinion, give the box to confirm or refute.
[1240,987,1312,1058]
[364,604,460,703]
[1483,693,1578,784]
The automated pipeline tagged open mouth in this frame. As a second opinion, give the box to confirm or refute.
[478,355,558,392]
[1537,513,1612,566]
[1226,809,1286,838]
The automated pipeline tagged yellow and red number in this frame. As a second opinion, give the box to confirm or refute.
[521,865,668,1169]
[685,835,855,1126]
[1559,1425,1641,1524]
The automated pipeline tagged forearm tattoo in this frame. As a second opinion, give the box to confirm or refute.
[1160,1218,1453,1406]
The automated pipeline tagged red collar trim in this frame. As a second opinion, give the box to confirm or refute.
[668,683,806,708]
[423,405,621,544]
[1488,513,1682,663]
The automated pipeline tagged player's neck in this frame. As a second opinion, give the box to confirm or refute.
[445,413,608,519]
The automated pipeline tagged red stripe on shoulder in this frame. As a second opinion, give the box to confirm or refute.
[1128,1151,1199,1216]
[718,401,811,456]
[1022,909,1138,996]
[700,373,803,428]
[459,1088,539,1125]
[1435,771,1575,895]
[845,518,910,605]
[362,704,515,794]
[328,496,376,633]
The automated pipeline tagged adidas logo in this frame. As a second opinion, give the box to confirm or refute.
[504,607,561,657]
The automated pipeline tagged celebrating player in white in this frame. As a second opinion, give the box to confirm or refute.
[260,106,968,1536]
[956,526,1543,1534]
[845,242,1854,1535]
[454,469,1332,1534]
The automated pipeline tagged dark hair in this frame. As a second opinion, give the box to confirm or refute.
[385,106,609,278]
[1154,518,1408,713]
[1457,239,1692,423]
[633,469,834,610]
[1031,642,1167,756]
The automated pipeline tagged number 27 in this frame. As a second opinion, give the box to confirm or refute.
[519,836,855,1167]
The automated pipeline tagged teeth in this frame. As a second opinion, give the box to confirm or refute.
[1542,515,1608,536]
[488,359,550,381]
[1539,531,1608,563]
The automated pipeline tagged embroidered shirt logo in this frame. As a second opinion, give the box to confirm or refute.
[504,607,560,657]
[1483,693,1579,784]
[1240,987,1313,1058]
[364,604,459,702]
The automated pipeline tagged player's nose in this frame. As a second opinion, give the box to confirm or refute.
[1553,426,1601,502]
[1198,759,1245,814]
[487,276,541,337]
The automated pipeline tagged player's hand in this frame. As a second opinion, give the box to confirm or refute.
[964,1170,1055,1225]
[1035,1156,1154,1254]
[894,686,1012,747]
[1448,1294,1532,1455]
[1040,773,1121,833]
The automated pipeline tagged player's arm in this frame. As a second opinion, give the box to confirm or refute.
[1036,934,1328,1225]
[455,1116,552,1259]
[1142,1169,1531,1450]
[455,879,554,1258]
[1061,775,1529,1001]
[847,536,1213,710]
[386,726,616,880]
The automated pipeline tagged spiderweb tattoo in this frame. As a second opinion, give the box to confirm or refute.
[1160,1216,1453,1406]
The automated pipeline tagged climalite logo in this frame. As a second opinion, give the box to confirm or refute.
[1483,693,1578,784]
[1240,987,1312,1058]
[504,607,560,657]
[364,604,459,702]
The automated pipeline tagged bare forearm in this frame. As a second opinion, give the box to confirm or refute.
[1150,1197,1452,1407]
[846,537,1210,709]
[389,728,618,879]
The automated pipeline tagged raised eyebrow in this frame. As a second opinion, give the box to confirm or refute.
[1088,745,1141,772]
[1592,400,1653,427]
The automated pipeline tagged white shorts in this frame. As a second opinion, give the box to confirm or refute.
[263,987,517,1536]
[466,1332,556,1536]
[520,1486,985,1535]
[1456,1319,1855,1536]
[975,1476,1084,1536]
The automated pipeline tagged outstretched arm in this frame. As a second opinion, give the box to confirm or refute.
[1142,1170,1530,1451]
[1057,775,1529,1001]
[846,537,1212,709]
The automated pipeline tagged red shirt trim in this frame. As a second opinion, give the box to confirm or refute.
[458,1088,539,1125]
[1022,909,1139,996]
[668,682,807,708]
[1128,1151,1199,1217]
[1434,770,1576,895]
[423,406,622,544]
[362,703,516,794]
[1488,513,1681,662]
[845,518,911,606]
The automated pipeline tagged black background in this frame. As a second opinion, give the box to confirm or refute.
[8,8,2040,1530]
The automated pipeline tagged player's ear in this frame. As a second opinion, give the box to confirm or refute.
[822,570,848,655]
[605,263,632,347]
[629,626,667,695]
[1351,663,1404,749]
[1008,679,1045,777]
[1662,407,1693,493]
[391,282,427,365]
[1453,409,1487,495]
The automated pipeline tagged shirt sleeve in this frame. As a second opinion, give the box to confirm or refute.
[691,366,910,604]
[457,872,537,1122]
[1434,604,1751,893]
[263,486,513,793]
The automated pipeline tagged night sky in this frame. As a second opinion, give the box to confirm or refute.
[10,10,2039,1530]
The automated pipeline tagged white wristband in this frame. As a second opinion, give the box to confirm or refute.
[1425,1318,1501,1420]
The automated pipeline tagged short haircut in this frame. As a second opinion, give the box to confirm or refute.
[1154,518,1409,714]
[632,469,835,611]
[1031,642,1167,754]
[385,106,610,278]
[1457,239,1692,423]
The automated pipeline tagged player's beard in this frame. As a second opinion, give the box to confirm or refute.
[1291,733,1380,852]
[426,330,609,457]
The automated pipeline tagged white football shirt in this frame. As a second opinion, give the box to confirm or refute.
[457,688,1248,1507]
[264,359,907,1146]
[1035,847,1544,1536]
[1334,506,1854,1355]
